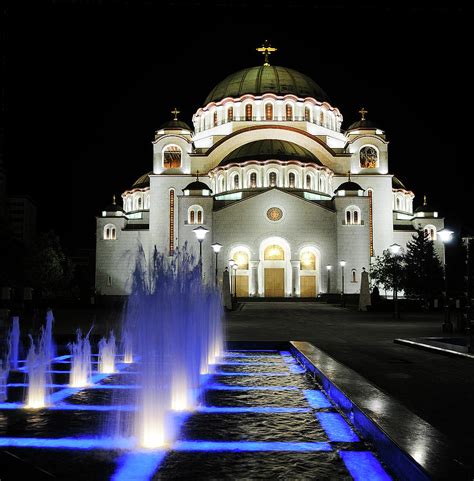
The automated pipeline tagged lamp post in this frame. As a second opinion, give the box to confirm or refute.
[228,259,236,297]
[192,226,209,266]
[211,243,222,286]
[232,264,238,298]
[339,261,346,307]
[438,229,454,332]
[326,265,332,294]
[389,243,402,319]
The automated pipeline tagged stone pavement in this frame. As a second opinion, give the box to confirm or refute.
[226,302,474,472]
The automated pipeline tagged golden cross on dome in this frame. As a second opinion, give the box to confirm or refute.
[359,107,368,121]
[171,107,180,120]
[256,40,277,66]
[347,170,352,182]
[112,194,116,205]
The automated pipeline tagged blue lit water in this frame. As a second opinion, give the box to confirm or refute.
[0,351,394,480]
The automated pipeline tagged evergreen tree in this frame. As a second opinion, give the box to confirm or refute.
[403,228,444,305]
[370,248,405,293]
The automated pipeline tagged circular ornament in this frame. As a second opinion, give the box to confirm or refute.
[267,207,283,221]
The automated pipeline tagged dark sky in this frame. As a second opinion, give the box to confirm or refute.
[4,1,473,250]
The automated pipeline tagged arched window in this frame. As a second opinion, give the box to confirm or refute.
[286,104,293,120]
[319,176,326,192]
[264,244,285,260]
[163,145,182,169]
[245,104,252,121]
[289,172,295,188]
[233,174,240,190]
[188,205,204,225]
[351,269,357,283]
[233,251,249,270]
[250,172,257,188]
[396,197,402,210]
[300,250,316,270]
[265,103,273,120]
[306,174,311,189]
[269,172,277,187]
[424,225,437,241]
[360,146,378,169]
[213,111,218,127]
[345,206,361,225]
[227,106,233,122]
[103,224,116,240]
[319,110,324,125]
[137,197,142,210]
[304,106,310,122]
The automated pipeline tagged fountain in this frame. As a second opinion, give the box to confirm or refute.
[8,316,20,370]
[0,360,8,402]
[68,329,92,387]
[113,244,224,448]
[99,332,116,374]
[122,328,133,364]
[44,309,56,362]
[25,330,51,409]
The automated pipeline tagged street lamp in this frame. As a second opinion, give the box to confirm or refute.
[228,259,236,296]
[438,229,454,332]
[389,243,402,319]
[339,261,346,307]
[193,226,209,266]
[326,265,332,294]
[211,243,223,286]
[232,264,238,298]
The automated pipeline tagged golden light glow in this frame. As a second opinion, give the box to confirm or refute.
[233,251,249,269]
[300,251,316,270]
[264,244,284,260]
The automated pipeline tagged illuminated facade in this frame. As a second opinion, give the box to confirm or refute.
[96,54,445,297]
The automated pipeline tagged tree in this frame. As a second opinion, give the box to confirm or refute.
[403,228,444,305]
[27,231,74,297]
[370,249,405,293]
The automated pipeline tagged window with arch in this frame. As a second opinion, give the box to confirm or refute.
[306,174,312,189]
[232,250,249,270]
[304,106,310,122]
[265,103,273,120]
[213,111,218,127]
[245,104,252,121]
[144,194,150,210]
[300,250,316,270]
[395,196,402,211]
[250,172,257,188]
[351,269,357,283]
[289,172,296,188]
[103,224,116,240]
[345,206,361,225]
[126,197,132,212]
[137,197,142,210]
[163,145,182,169]
[319,110,324,125]
[264,244,285,260]
[269,172,277,187]
[286,104,293,120]
[227,106,233,122]
[233,174,240,190]
[424,225,437,241]
[319,176,326,192]
[360,146,378,169]
[188,205,204,225]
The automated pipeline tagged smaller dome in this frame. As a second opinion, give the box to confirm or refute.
[183,180,212,193]
[414,196,437,215]
[132,172,152,189]
[334,181,364,193]
[104,196,124,213]
[346,119,380,131]
[159,119,192,131]
[392,176,407,190]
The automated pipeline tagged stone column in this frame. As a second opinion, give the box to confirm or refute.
[291,261,300,297]
[250,261,259,297]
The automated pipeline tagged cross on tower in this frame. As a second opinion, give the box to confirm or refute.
[359,107,368,121]
[171,107,180,120]
[256,40,277,66]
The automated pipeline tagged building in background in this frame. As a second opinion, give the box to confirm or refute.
[7,194,37,247]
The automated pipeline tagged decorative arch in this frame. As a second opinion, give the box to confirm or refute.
[265,102,274,120]
[359,144,379,169]
[188,205,204,225]
[162,144,182,169]
[298,245,321,296]
[258,236,292,297]
[424,224,437,241]
[345,205,361,225]
[103,223,116,240]
[247,169,259,188]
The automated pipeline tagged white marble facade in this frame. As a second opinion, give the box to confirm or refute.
[96,64,445,297]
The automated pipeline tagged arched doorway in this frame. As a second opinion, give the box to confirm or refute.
[229,246,251,297]
[258,237,292,297]
[299,247,319,297]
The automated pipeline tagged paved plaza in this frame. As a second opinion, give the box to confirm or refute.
[226,302,474,473]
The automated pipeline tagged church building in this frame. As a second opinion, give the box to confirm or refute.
[95,43,446,297]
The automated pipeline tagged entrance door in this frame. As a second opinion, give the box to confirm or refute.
[236,275,249,297]
[264,268,284,297]
[300,276,316,297]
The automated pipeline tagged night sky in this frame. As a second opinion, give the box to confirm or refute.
[4,1,473,250]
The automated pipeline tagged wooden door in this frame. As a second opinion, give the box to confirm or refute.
[300,276,316,297]
[236,275,249,297]
[264,268,284,297]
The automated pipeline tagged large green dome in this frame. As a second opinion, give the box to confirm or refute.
[204,66,330,105]
[219,140,322,167]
